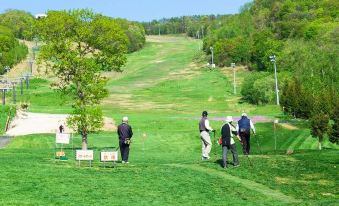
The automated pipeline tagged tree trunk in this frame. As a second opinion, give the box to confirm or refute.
[82,131,88,150]
[318,137,322,150]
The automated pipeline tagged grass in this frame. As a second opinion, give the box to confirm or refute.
[0,35,338,205]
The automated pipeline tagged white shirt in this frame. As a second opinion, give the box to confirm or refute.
[204,119,213,131]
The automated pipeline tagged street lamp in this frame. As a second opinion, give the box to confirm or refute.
[210,47,215,68]
[231,63,236,94]
[29,58,34,74]
[270,55,280,105]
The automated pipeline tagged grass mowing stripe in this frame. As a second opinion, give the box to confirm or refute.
[170,163,302,204]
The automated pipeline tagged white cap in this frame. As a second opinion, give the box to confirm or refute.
[225,116,233,123]
[122,116,128,122]
[241,112,247,117]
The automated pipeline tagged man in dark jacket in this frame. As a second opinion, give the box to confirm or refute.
[220,116,240,168]
[117,116,133,163]
[236,113,256,155]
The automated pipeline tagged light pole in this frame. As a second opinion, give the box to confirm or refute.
[29,58,34,74]
[270,55,280,105]
[5,66,10,81]
[210,47,215,68]
[231,63,236,94]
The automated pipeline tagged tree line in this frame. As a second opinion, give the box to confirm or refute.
[143,0,338,147]
[0,9,146,75]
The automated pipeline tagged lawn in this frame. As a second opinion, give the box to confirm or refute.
[0,35,338,205]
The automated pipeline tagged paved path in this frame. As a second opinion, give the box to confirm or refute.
[0,136,11,149]
[169,163,301,204]
[6,111,116,136]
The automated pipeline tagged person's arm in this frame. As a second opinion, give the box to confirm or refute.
[250,120,256,134]
[205,119,214,131]
[129,126,133,138]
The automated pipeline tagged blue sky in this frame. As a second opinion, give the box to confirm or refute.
[0,0,252,21]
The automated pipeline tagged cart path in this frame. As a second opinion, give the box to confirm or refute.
[169,163,301,204]
[0,136,11,149]
[6,111,116,136]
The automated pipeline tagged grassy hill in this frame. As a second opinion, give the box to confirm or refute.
[0,35,338,205]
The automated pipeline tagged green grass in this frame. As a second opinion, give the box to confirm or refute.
[0,36,338,205]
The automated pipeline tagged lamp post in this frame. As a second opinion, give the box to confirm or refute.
[210,47,215,68]
[29,58,34,74]
[270,55,280,105]
[4,66,10,81]
[231,63,236,94]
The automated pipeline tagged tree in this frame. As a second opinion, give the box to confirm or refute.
[329,103,339,144]
[36,9,128,150]
[310,112,330,150]
[0,9,35,40]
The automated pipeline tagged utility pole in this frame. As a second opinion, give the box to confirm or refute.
[12,83,16,104]
[20,78,23,95]
[270,55,280,105]
[210,47,214,65]
[29,58,34,74]
[231,63,236,94]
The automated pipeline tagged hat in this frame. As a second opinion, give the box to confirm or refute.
[241,112,247,117]
[225,116,233,123]
[122,116,128,122]
[202,111,208,116]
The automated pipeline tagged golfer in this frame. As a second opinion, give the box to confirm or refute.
[236,113,256,155]
[220,116,240,168]
[117,116,133,163]
[199,111,214,160]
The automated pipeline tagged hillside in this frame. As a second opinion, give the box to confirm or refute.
[0,35,338,205]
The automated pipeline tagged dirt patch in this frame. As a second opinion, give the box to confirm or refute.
[279,123,298,130]
[6,111,116,136]
[275,177,291,184]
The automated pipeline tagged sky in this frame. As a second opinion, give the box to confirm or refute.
[0,0,252,22]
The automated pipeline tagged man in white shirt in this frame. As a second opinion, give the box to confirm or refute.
[199,111,214,160]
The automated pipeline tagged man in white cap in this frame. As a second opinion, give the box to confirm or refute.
[236,113,256,155]
[117,116,133,163]
[199,111,215,160]
[220,116,240,168]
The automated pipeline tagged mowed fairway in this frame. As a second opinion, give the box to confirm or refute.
[0,36,338,205]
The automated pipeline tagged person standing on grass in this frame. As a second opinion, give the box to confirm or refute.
[220,116,240,168]
[236,113,256,155]
[199,111,215,160]
[117,116,133,164]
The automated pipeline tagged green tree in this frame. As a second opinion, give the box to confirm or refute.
[36,9,128,150]
[0,9,35,40]
[310,112,330,150]
[329,104,339,144]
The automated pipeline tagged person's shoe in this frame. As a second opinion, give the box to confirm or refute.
[126,161,129,164]
[234,164,240,168]
[122,161,126,164]
[223,165,228,169]
[202,156,207,160]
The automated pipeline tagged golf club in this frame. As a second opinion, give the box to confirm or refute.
[246,154,253,167]
[254,133,263,155]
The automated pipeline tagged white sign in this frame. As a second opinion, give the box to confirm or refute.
[76,150,94,161]
[100,151,118,162]
[56,133,71,144]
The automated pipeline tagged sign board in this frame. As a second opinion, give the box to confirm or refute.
[56,133,71,144]
[100,151,118,162]
[76,150,94,161]
[56,151,65,157]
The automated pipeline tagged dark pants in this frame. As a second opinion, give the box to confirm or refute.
[240,130,251,155]
[119,141,130,162]
[222,144,239,167]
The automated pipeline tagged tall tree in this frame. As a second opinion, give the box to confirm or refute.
[36,9,128,150]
